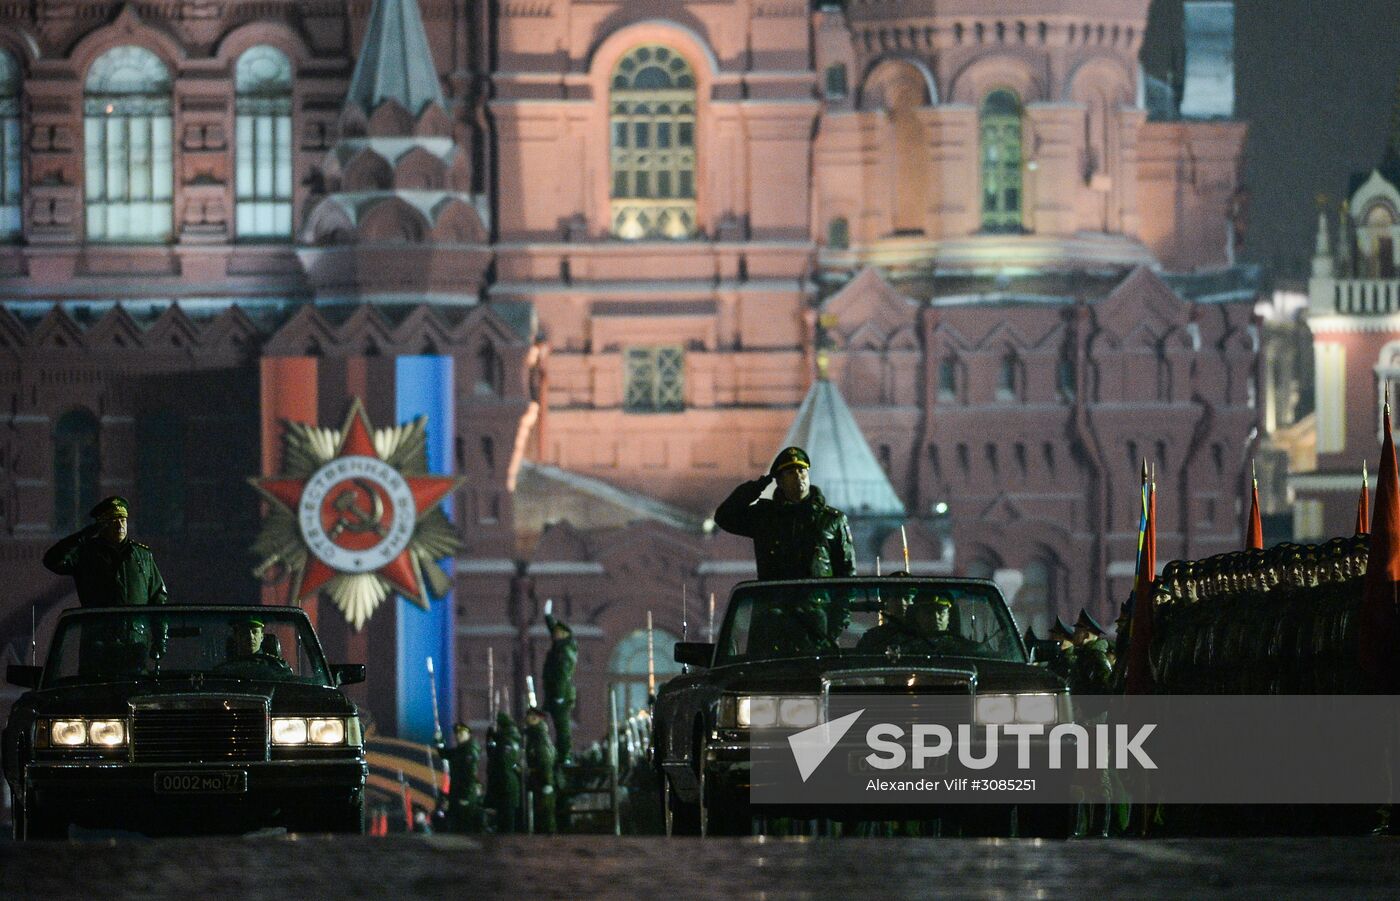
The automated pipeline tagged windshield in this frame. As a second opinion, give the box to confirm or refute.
[715,580,1026,666]
[43,608,332,687]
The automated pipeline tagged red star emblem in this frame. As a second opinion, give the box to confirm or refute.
[254,400,461,607]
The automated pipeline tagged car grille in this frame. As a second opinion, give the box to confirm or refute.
[130,698,268,763]
[825,668,975,722]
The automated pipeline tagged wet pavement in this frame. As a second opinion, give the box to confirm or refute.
[3,835,1399,900]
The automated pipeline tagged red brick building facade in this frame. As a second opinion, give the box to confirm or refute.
[0,1,1257,750]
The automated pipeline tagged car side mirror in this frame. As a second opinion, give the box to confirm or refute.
[7,665,41,689]
[332,664,365,686]
[673,642,714,668]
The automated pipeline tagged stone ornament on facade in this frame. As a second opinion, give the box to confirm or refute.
[249,398,466,630]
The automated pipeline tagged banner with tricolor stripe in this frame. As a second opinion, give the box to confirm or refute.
[257,355,459,744]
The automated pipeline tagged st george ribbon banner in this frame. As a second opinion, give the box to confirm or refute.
[750,695,1400,805]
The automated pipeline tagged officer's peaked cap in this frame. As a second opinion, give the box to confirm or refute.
[770,446,811,476]
[90,496,130,521]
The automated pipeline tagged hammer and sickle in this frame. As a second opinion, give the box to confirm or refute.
[327,478,388,540]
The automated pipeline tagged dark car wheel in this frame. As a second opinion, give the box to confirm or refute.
[1017,803,1074,839]
[663,773,701,836]
[699,759,751,838]
[24,803,69,841]
[290,797,365,835]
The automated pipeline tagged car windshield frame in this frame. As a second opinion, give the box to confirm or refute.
[40,606,334,688]
[713,578,1029,667]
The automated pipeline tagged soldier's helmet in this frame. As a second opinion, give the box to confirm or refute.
[770,446,811,477]
[1049,616,1074,641]
[89,495,130,522]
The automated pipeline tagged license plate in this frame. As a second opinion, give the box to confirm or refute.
[153,771,247,794]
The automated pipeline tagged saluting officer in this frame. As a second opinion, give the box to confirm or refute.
[714,446,856,581]
[43,496,168,607]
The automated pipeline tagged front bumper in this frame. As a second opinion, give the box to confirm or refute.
[24,758,367,832]
[702,730,1063,816]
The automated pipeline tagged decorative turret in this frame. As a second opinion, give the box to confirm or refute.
[779,373,905,570]
[298,0,489,298]
[1312,209,1333,278]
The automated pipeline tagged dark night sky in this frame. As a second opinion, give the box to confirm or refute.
[1141,0,1400,282]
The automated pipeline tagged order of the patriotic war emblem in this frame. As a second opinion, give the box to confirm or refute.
[249,398,465,630]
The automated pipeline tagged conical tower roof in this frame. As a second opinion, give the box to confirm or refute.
[346,0,445,117]
[780,378,905,518]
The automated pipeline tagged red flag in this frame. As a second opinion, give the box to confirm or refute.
[1357,460,1371,536]
[1126,480,1158,694]
[1245,465,1263,551]
[1360,409,1400,690]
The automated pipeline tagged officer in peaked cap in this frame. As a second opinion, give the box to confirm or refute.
[1046,616,1077,683]
[713,445,856,581]
[1074,608,1107,643]
[1071,608,1113,694]
[43,495,168,608]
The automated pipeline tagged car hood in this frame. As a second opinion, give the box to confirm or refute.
[669,653,1066,696]
[20,679,356,718]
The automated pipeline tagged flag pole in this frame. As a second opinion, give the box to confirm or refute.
[901,525,910,573]
[646,610,656,698]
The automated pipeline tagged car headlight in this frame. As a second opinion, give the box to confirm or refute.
[88,720,127,747]
[779,697,820,728]
[975,693,1060,725]
[271,717,308,745]
[51,720,87,746]
[308,718,345,745]
[735,695,821,728]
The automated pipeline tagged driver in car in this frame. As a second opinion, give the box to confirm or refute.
[858,584,978,655]
[214,615,293,677]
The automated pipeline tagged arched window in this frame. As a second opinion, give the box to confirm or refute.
[827,217,849,250]
[235,46,293,240]
[1017,554,1061,636]
[980,89,1023,232]
[0,50,21,240]
[84,46,173,242]
[1057,355,1076,401]
[610,45,697,240]
[938,355,958,400]
[53,409,100,533]
[476,340,503,396]
[609,627,682,714]
[997,351,1019,400]
[136,409,184,534]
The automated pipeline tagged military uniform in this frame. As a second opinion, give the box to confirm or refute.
[44,497,168,675]
[543,613,578,763]
[1045,617,1077,686]
[713,447,857,581]
[1071,609,1113,695]
[524,711,557,834]
[442,727,483,834]
[43,507,168,607]
[485,713,523,834]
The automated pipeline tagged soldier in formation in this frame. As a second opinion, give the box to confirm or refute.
[441,722,483,834]
[523,707,558,834]
[1071,609,1114,695]
[485,711,523,834]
